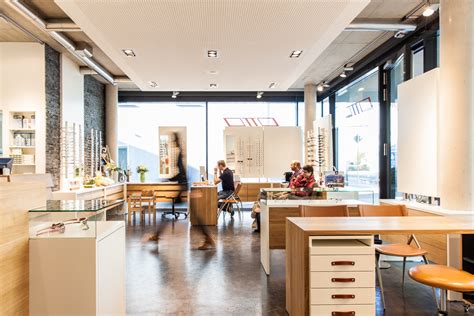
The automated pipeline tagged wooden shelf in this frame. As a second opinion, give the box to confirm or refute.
[13,164,35,166]
[9,146,35,148]
[10,128,35,132]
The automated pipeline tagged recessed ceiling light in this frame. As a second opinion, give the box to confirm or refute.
[268,82,276,89]
[208,50,218,58]
[172,91,180,99]
[149,81,158,88]
[122,49,136,57]
[208,70,218,75]
[358,87,365,92]
[340,72,347,78]
[422,1,436,16]
[290,50,303,58]
[210,83,218,88]
[256,91,264,99]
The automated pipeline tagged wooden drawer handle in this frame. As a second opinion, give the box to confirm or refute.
[331,278,355,283]
[331,294,355,299]
[332,312,355,316]
[331,261,355,266]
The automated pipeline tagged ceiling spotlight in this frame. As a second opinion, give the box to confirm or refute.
[422,2,436,17]
[207,70,218,75]
[172,91,180,99]
[343,64,354,72]
[256,91,264,99]
[208,50,218,58]
[322,81,330,88]
[149,81,158,88]
[122,49,136,57]
[290,50,303,58]
[210,83,218,88]
[340,72,347,78]
[317,85,324,92]
[394,31,406,39]
[268,82,276,89]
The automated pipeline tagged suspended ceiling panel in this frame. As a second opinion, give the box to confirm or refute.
[55,0,369,91]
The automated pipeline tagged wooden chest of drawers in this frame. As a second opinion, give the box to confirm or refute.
[309,236,375,316]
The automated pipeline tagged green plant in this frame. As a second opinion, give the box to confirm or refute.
[136,165,148,173]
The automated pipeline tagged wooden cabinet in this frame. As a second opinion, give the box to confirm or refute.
[239,182,282,201]
[189,185,217,225]
[308,236,375,316]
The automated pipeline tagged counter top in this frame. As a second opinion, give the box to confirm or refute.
[381,199,473,216]
[52,183,125,195]
[287,215,474,235]
[264,199,366,207]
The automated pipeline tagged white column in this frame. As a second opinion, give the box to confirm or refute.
[105,85,118,162]
[304,84,317,163]
[438,0,474,210]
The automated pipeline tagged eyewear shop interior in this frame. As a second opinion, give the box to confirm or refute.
[2,1,474,316]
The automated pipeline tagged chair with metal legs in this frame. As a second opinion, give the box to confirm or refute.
[359,204,437,310]
[218,183,242,219]
[409,264,474,315]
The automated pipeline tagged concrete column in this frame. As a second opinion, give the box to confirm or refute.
[105,84,118,163]
[438,0,474,210]
[304,84,317,163]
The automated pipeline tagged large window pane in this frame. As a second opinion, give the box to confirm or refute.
[118,102,206,182]
[412,47,424,77]
[335,68,379,198]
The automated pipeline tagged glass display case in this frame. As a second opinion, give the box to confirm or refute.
[260,187,375,204]
[29,199,124,239]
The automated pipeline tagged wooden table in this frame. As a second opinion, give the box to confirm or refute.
[260,199,366,275]
[286,216,474,316]
[189,185,217,225]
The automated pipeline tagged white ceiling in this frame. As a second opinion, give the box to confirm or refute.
[55,0,370,91]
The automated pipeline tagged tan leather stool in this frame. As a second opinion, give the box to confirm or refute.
[409,264,474,314]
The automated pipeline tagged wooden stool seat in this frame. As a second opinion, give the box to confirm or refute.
[409,264,474,293]
[376,243,428,257]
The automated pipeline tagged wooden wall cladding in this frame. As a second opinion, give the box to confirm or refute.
[0,182,48,316]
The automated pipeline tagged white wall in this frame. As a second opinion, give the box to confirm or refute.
[61,54,84,126]
[397,68,439,197]
[0,43,46,173]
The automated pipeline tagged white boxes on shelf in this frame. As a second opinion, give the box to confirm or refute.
[309,235,375,316]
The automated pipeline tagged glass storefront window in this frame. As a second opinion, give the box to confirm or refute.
[322,97,330,117]
[390,55,404,198]
[412,46,424,77]
[118,102,206,182]
[335,68,379,198]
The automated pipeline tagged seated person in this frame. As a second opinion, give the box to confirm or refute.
[288,160,303,189]
[291,165,316,196]
[214,160,235,214]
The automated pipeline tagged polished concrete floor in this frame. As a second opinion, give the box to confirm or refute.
[125,208,473,315]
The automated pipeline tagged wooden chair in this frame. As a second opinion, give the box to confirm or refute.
[299,204,349,217]
[127,193,144,222]
[218,183,243,219]
[409,264,474,314]
[140,190,156,222]
[359,204,434,310]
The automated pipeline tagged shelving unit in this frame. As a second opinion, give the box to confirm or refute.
[8,111,36,174]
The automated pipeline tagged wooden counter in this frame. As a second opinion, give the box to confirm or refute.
[286,216,474,316]
[189,185,217,225]
[127,182,187,202]
[51,183,125,200]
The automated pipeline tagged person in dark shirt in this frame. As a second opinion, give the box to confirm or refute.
[214,160,235,216]
[214,160,235,199]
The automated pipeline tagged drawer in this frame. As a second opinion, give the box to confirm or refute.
[310,288,375,305]
[310,255,374,272]
[310,271,375,288]
[310,304,375,316]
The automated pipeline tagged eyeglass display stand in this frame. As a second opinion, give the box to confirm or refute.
[28,200,125,316]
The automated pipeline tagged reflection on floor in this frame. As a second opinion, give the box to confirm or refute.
[126,209,472,315]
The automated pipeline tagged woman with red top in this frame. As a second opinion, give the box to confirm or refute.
[292,165,316,196]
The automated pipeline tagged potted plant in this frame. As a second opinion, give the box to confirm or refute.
[136,165,148,183]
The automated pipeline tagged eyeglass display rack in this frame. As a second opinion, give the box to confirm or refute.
[9,111,36,173]
[307,115,333,177]
[29,199,125,316]
[60,121,84,190]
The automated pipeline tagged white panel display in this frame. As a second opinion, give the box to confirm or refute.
[397,68,439,197]
[224,126,301,178]
[264,127,302,178]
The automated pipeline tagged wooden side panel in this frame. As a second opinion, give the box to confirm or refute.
[0,182,47,316]
[269,207,300,249]
[240,182,283,202]
[286,219,308,316]
[189,187,217,225]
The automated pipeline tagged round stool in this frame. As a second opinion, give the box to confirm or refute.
[409,264,474,315]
